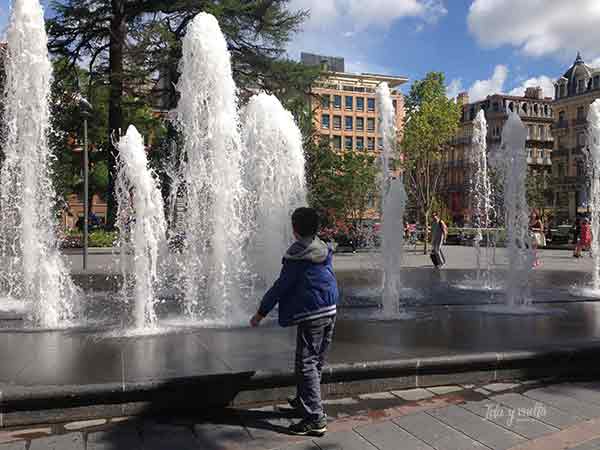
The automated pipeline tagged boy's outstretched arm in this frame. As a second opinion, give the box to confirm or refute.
[250,261,299,327]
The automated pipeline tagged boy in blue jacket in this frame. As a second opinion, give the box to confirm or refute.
[250,207,338,436]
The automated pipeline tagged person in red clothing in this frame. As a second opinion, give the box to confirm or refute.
[574,218,592,258]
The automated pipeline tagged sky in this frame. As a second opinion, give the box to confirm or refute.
[2,0,600,101]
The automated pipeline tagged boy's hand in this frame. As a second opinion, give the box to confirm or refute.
[250,313,264,327]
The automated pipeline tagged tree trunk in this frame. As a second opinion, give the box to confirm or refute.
[423,212,429,255]
[105,0,127,229]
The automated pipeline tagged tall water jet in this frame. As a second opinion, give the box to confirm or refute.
[501,112,533,306]
[0,0,78,327]
[377,82,406,314]
[588,100,600,291]
[173,13,248,322]
[469,110,494,285]
[115,126,167,329]
[241,93,307,288]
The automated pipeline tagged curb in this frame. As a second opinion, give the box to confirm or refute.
[2,342,600,427]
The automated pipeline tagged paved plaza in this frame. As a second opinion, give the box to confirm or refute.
[3,380,600,449]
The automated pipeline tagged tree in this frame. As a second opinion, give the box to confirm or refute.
[48,58,164,220]
[526,169,552,220]
[47,0,311,227]
[402,72,461,252]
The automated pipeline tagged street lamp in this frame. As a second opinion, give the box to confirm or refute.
[76,93,93,270]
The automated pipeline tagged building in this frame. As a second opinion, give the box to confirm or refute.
[301,52,345,73]
[446,88,554,224]
[552,53,600,222]
[306,56,407,158]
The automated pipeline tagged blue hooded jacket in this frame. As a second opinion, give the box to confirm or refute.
[258,236,338,327]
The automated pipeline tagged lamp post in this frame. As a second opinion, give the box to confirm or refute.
[78,95,93,271]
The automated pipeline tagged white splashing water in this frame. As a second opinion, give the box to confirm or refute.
[500,112,533,306]
[0,0,79,327]
[115,126,167,329]
[469,110,494,285]
[241,93,307,288]
[588,100,600,290]
[376,83,406,314]
[173,13,248,322]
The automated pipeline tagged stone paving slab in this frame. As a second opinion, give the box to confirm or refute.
[87,427,142,450]
[394,412,488,450]
[428,404,526,449]
[28,433,84,450]
[493,393,584,429]
[392,388,434,401]
[355,421,435,450]
[569,437,600,450]
[460,399,559,440]
[523,387,600,419]
[313,430,377,450]
[507,417,600,450]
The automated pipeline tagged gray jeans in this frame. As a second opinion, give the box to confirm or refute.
[432,240,446,265]
[295,315,336,421]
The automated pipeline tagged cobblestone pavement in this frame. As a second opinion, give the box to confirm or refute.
[3,379,600,449]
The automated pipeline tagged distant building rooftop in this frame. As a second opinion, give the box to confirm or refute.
[301,52,345,72]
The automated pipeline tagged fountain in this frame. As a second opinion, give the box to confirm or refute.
[587,100,600,292]
[115,126,167,330]
[500,112,534,307]
[0,0,79,327]
[376,82,406,314]
[467,110,497,289]
[241,93,307,289]
[171,12,249,323]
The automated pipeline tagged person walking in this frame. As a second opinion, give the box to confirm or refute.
[431,212,448,268]
[574,218,592,258]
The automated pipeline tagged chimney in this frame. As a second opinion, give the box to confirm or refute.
[457,92,470,106]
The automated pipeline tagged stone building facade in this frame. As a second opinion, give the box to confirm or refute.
[446,88,554,224]
[552,53,600,222]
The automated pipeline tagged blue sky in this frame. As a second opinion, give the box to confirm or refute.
[3,0,600,101]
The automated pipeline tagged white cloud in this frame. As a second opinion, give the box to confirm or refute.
[291,0,447,31]
[468,65,508,102]
[508,75,555,99]
[468,0,600,61]
[287,0,447,76]
[446,78,463,99]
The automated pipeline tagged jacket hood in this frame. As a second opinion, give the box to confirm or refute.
[284,236,329,264]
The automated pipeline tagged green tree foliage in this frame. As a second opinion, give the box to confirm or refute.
[47,0,313,226]
[402,72,460,251]
[526,169,552,219]
[49,58,165,219]
[305,135,378,226]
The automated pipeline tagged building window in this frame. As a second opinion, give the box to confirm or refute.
[333,95,342,109]
[332,135,341,149]
[527,125,533,139]
[333,115,341,130]
[577,106,585,120]
[321,114,330,129]
[594,76,600,89]
[345,116,353,131]
[345,96,353,111]
[367,117,375,132]
[560,84,566,97]
[559,110,566,123]
[356,136,364,150]
[367,137,375,151]
[544,105,549,116]
[578,132,586,147]
[356,97,364,111]
[367,98,375,112]
[492,102,499,112]
[345,136,353,150]
[578,79,585,93]
[377,137,383,149]
[356,117,364,131]
[392,99,397,112]
[539,125,544,140]
[508,102,514,112]
[321,95,330,109]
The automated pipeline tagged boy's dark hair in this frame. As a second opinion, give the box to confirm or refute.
[292,207,320,238]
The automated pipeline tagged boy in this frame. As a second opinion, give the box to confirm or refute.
[250,207,338,436]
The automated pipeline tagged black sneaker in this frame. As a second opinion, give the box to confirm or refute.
[289,418,327,436]
[287,396,301,410]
